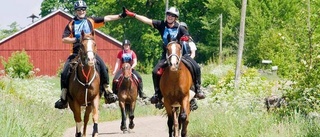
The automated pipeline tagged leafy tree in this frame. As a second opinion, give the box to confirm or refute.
[0,22,20,40]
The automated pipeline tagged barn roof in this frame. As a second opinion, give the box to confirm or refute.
[0,9,121,45]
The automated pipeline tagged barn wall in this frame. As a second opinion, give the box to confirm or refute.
[0,10,121,76]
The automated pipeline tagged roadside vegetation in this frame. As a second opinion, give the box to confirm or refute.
[1,54,320,136]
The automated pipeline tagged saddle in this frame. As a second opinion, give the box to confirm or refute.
[115,73,140,89]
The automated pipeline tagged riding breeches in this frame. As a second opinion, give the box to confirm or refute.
[60,54,77,90]
[95,55,110,85]
[181,55,202,90]
[152,58,167,97]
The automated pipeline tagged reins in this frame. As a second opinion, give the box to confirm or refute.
[73,36,97,106]
[166,41,182,66]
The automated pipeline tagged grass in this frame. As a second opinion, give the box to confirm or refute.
[0,74,162,137]
[1,64,320,137]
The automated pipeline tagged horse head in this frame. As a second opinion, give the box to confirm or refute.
[121,62,132,79]
[80,33,97,67]
[166,41,182,71]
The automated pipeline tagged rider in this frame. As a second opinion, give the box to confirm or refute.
[54,0,126,109]
[123,7,206,109]
[179,21,202,110]
[179,22,197,59]
[112,39,148,99]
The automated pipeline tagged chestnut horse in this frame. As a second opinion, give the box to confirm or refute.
[68,33,100,137]
[160,41,193,137]
[116,62,138,133]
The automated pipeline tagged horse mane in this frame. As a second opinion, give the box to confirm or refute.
[82,33,94,40]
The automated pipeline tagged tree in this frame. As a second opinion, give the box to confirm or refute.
[0,22,20,40]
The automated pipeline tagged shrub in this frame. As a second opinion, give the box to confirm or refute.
[1,50,34,78]
[202,73,218,87]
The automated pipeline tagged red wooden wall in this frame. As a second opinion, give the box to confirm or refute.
[0,10,121,76]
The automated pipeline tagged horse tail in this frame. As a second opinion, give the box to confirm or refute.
[125,104,130,114]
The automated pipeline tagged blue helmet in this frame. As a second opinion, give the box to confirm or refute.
[74,0,87,10]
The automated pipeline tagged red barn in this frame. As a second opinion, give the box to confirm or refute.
[0,9,122,76]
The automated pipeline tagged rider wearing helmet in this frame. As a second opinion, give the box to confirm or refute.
[112,39,148,100]
[123,6,206,109]
[54,0,127,109]
[179,22,197,59]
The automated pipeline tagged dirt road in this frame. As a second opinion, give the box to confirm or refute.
[63,115,169,137]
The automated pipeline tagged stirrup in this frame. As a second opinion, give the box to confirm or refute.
[150,95,159,104]
[190,98,198,111]
[54,99,68,109]
[104,93,118,104]
[155,101,164,109]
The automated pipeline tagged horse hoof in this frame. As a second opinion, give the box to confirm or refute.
[129,123,135,129]
[92,132,98,137]
[120,125,127,131]
[122,129,128,134]
[75,132,81,137]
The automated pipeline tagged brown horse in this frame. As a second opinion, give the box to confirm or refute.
[68,33,100,137]
[116,62,138,133]
[160,41,193,137]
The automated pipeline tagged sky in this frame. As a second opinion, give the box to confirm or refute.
[0,0,43,30]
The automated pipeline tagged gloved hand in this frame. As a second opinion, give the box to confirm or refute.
[180,35,189,41]
[74,34,81,43]
[125,8,136,17]
[119,7,127,18]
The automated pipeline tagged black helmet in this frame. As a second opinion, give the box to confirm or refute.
[122,39,131,46]
[74,0,87,10]
[180,22,188,30]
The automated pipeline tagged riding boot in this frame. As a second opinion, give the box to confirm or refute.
[194,70,206,99]
[150,73,162,104]
[112,80,118,95]
[138,81,147,99]
[99,62,117,103]
[54,88,68,109]
[103,84,118,104]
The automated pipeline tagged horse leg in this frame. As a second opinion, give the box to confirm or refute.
[83,105,92,137]
[163,101,174,137]
[180,97,190,137]
[129,101,136,129]
[119,101,127,132]
[70,101,83,137]
[91,96,100,137]
[167,115,174,137]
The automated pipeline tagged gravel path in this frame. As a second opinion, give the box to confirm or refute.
[63,115,169,137]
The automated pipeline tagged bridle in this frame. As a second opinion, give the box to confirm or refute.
[166,41,182,67]
[74,36,98,106]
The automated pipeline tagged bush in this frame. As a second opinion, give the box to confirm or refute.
[1,50,34,78]
[202,73,218,87]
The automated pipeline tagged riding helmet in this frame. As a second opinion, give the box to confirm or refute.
[166,7,179,17]
[74,0,87,10]
[122,39,131,46]
[180,22,188,30]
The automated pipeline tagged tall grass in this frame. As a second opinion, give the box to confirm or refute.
[1,64,320,136]
[0,74,161,137]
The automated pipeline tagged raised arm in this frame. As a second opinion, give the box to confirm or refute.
[125,8,153,27]
[104,7,127,22]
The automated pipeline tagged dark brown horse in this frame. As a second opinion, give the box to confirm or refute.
[116,62,138,133]
[68,33,100,137]
[160,41,193,137]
